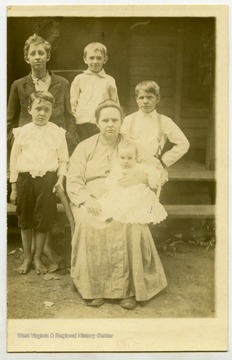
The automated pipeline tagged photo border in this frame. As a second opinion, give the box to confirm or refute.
[1,1,230,358]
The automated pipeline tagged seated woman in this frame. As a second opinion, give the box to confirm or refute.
[66,99,168,310]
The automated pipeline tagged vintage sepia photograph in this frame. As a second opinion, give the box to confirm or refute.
[4,3,228,355]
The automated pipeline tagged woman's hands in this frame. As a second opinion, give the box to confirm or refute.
[84,197,102,216]
[118,169,148,188]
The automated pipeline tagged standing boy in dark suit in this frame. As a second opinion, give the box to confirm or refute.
[7,34,78,270]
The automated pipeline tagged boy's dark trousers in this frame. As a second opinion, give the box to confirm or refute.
[16,172,57,232]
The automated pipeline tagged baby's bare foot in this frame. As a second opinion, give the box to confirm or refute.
[17,258,32,275]
[34,258,48,275]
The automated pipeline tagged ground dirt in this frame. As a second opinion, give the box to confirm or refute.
[7,219,215,319]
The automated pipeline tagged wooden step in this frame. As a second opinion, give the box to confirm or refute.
[168,160,215,181]
[7,160,215,183]
[7,203,65,215]
[7,203,215,219]
[7,203,16,215]
[7,226,20,235]
[169,171,215,181]
[165,205,215,218]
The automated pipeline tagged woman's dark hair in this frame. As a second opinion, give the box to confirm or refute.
[95,99,123,123]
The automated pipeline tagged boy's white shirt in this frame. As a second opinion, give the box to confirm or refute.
[121,109,190,168]
[70,68,119,124]
[10,122,69,182]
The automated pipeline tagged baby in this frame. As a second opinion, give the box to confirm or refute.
[97,139,167,224]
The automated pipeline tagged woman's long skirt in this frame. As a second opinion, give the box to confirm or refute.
[71,207,167,301]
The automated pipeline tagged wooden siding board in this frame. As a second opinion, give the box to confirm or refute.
[182,118,208,128]
[131,47,176,57]
[189,139,207,149]
[182,108,209,118]
[130,35,177,46]
[129,66,175,77]
[183,128,208,139]
[174,28,184,126]
[130,77,175,88]
[129,56,175,66]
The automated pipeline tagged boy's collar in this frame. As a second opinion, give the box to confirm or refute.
[31,71,50,82]
[84,69,106,77]
[138,109,157,117]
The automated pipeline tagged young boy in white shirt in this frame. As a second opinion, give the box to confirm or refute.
[7,34,77,269]
[10,91,69,275]
[121,80,190,169]
[70,42,119,141]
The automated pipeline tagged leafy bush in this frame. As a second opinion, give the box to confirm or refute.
[153,219,216,256]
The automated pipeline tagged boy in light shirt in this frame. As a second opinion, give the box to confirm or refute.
[10,91,69,275]
[121,80,190,169]
[7,34,77,269]
[70,42,119,141]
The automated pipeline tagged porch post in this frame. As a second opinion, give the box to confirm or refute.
[205,75,215,170]
[174,27,184,126]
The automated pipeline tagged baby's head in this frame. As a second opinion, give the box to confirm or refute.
[135,80,160,114]
[24,34,51,63]
[83,42,108,73]
[117,139,138,170]
[28,91,55,126]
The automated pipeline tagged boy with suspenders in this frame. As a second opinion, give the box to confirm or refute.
[121,80,190,171]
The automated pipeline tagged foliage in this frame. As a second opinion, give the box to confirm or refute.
[188,219,216,254]
[161,233,184,257]
[156,219,216,257]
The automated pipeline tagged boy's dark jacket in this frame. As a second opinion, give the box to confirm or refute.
[7,71,78,155]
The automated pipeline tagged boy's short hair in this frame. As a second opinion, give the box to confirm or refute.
[95,99,122,123]
[24,34,51,59]
[83,42,107,58]
[135,80,160,101]
[28,91,55,109]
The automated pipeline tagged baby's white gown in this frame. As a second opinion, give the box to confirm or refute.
[97,163,167,224]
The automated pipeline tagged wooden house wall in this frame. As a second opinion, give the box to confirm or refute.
[126,19,215,164]
[181,19,215,166]
[7,17,215,166]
